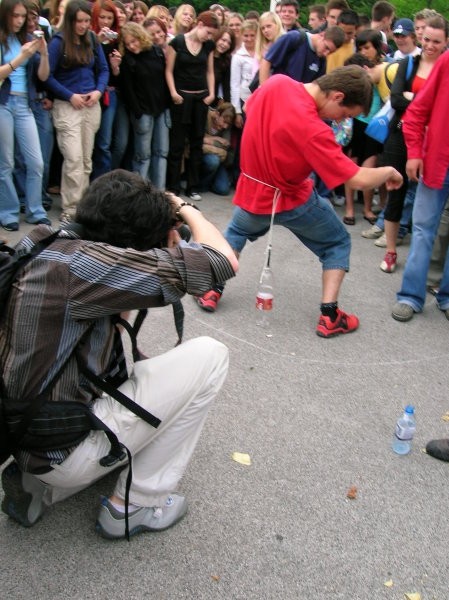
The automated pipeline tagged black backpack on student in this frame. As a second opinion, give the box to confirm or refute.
[0,229,171,467]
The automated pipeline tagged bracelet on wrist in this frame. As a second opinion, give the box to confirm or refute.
[175,202,200,221]
[8,62,15,72]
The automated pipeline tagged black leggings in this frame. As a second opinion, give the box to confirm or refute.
[166,93,209,195]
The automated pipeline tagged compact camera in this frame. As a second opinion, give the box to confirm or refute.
[105,30,118,40]
[33,30,44,39]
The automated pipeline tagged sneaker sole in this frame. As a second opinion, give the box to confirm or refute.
[391,311,414,322]
[316,326,358,338]
[1,463,45,527]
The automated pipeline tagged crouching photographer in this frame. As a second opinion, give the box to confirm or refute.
[0,169,238,540]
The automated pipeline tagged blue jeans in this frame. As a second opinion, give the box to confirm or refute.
[397,168,449,311]
[92,88,117,180]
[0,95,45,225]
[198,153,231,196]
[131,110,170,190]
[14,98,54,205]
[111,92,130,170]
[225,191,351,271]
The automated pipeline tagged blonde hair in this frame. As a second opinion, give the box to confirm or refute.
[255,11,283,60]
[241,19,258,33]
[119,21,153,54]
[173,3,196,34]
[147,4,170,22]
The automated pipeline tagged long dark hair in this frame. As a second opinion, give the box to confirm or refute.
[0,0,28,50]
[61,0,94,67]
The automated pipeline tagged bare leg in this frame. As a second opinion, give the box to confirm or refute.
[321,268,345,303]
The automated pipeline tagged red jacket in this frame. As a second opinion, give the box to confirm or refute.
[403,51,449,189]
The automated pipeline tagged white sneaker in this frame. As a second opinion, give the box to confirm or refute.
[96,494,188,539]
[332,194,345,207]
[374,233,404,248]
[361,224,383,239]
[188,192,202,202]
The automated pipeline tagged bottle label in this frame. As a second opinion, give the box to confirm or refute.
[395,423,414,441]
[256,294,273,311]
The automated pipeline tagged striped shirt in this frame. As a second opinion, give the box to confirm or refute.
[0,226,234,473]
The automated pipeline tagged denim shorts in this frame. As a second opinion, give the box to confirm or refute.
[224,191,351,271]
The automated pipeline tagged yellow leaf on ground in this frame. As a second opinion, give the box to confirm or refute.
[404,593,421,600]
[232,452,251,466]
[442,412,449,422]
[211,575,220,582]
[384,579,393,587]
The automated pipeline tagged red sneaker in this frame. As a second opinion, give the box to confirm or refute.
[380,251,397,273]
[316,308,359,338]
[196,290,222,312]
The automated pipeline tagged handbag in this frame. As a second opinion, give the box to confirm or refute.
[365,55,414,144]
[365,100,395,144]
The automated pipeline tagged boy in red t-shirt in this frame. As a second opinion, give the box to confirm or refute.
[196,67,402,337]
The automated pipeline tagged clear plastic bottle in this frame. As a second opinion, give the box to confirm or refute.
[255,266,274,328]
[392,405,416,455]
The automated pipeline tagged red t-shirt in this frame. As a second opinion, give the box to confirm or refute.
[233,75,359,214]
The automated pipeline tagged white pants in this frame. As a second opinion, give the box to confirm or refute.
[39,337,229,507]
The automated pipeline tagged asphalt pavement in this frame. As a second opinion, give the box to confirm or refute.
[1,191,448,600]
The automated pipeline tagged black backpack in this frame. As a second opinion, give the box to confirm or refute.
[0,228,185,538]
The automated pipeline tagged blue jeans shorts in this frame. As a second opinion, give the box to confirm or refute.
[224,190,351,271]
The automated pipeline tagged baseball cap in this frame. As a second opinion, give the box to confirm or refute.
[393,18,415,36]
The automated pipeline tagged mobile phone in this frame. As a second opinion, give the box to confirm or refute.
[33,30,44,39]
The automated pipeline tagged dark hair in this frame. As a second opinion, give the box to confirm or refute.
[324,25,345,48]
[371,1,394,22]
[215,26,235,55]
[308,4,325,19]
[357,14,370,28]
[245,10,260,20]
[316,65,373,115]
[75,170,176,250]
[0,0,28,49]
[196,10,219,29]
[355,28,384,60]
[344,52,375,68]
[337,9,359,27]
[143,15,167,35]
[61,0,94,67]
[325,0,348,14]
[280,0,299,11]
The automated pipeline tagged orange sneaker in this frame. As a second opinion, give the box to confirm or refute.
[195,290,222,312]
[316,308,359,338]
